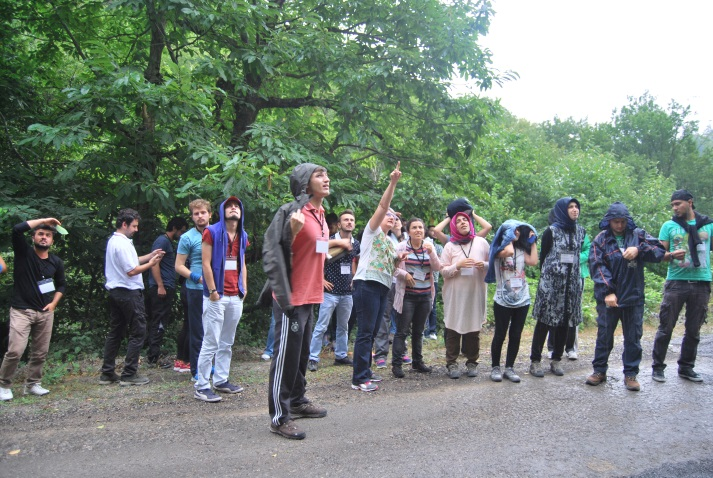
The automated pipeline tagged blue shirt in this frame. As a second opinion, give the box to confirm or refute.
[177,228,204,290]
[148,234,176,289]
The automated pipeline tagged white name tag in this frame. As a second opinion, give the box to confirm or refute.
[38,279,55,294]
[559,253,575,264]
[509,278,524,288]
[460,267,474,276]
[413,270,426,281]
[316,240,329,254]
[225,258,238,271]
[341,264,351,275]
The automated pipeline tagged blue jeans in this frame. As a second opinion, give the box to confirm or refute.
[309,293,353,361]
[592,302,644,376]
[424,283,438,336]
[195,295,243,390]
[352,280,390,385]
[186,288,204,376]
[263,312,276,357]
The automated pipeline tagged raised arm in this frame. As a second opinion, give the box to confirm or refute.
[368,162,402,231]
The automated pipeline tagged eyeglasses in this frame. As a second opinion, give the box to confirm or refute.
[386,212,397,218]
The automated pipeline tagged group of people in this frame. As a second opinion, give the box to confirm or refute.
[0,163,710,446]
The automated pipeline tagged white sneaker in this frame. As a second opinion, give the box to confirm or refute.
[24,383,50,396]
[0,387,13,401]
[427,333,437,340]
[260,353,271,361]
[567,350,578,360]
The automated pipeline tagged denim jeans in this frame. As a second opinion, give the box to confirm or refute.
[592,302,644,376]
[102,288,147,379]
[424,282,438,336]
[310,293,353,361]
[373,284,396,361]
[652,280,710,371]
[0,308,54,387]
[392,294,432,367]
[263,312,276,357]
[195,294,243,390]
[352,280,390,385]
[186,288,205,376]
[176,282,191,362]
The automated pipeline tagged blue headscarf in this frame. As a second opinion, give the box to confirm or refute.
[551,197,580,231]
[484,220,537,283]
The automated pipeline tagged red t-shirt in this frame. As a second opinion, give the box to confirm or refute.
[202,229,241,296]
[290,203,328,306]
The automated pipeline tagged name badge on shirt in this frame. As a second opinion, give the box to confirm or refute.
[38,278,55,294]
[412,270,427,281]
[509,278,524,288]
[316,240,329,254]
[341,264,351,275]
[559,252,575,264]
[225,258,238,271]
[460,267,474,276]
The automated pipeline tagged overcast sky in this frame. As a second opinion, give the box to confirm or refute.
[466,0,713,129]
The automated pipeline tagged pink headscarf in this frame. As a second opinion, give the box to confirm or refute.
[449,212,475,244]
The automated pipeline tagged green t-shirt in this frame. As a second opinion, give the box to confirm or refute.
[658,220,713,282]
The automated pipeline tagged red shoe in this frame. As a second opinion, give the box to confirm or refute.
[174,360,191,373]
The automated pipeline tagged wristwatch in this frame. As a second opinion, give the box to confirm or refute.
[209,288,217,294]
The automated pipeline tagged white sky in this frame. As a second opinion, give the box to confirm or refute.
[467,0,713,129]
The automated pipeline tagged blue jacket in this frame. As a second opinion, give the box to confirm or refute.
[589,202,665,306]
[203,198,248,298]
[485,219,537,283]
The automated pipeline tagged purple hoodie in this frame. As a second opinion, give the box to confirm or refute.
[203,197,248,297]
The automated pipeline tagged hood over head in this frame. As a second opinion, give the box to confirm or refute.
[599,201,636,231]
[290,163,326,203]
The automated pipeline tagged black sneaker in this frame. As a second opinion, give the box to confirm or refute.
[678,369,703,382]
[652,369,666,383]
[334,356,353,366]
[270,419,306,440]
[369,373,383,382]
[98,373,120,385]
[308,360,318,372]
[392,366,405,378]
[214,381,244,394]
[120,375,150,386]
[411,362,432,373]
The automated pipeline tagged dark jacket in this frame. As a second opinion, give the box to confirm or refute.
[589,202,665,307]
[259,163,322,312]
[203,198,248,298]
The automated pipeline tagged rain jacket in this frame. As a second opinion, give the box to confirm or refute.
[589,202,665,306]
[202,198,248,298]
[260,163,322,313]
[485,219,537,284]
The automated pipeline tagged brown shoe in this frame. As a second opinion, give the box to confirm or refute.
[585,372,607,386]
[270,419,306,439]
[290,402,327,419]
[625,376,640,391]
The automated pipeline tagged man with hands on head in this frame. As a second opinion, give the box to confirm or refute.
[0,217,66,401]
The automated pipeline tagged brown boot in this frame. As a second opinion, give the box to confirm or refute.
[270,419,306,440]
[585,372,607,386]
[624,375,640,391]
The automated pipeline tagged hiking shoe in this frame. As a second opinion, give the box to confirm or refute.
[678,369,703,382]
[392,365,405,378]
[261,353,272,361]
[351,381,378,392]
[550,360,564,376]
[529,361,544,378]
[334,356,353,366]
[214,381,244,394]
[0,387,13,401]
[466,363,478,377]
[375,358,387,369]
[270,419,306,440]
[24,383,50,396]
[625,376,641,391]
[402,354,412,364]
[503,367,521,383]
[194,388,222,402]
[120,375,150,386]
[412,362,432,373]
[290,402,327,419]
[369,374,383,382]
[447,364,461,379]
[652,369,666,382]
[308,360,318,372]
[586,372,607,386]
[566,350,578,360]
[98,373,120,385]
[173,360,191,373]
[490,366,502,382]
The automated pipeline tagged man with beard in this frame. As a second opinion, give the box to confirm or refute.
[0,218,66,401]
[99,208,164,386]
[652,190,713,383]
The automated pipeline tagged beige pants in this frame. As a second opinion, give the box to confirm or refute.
[0,307,54,386]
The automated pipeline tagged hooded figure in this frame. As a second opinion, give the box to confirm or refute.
[260,163,321,312]
[203,197,248,298]
[485,219,537,284]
